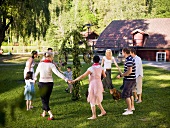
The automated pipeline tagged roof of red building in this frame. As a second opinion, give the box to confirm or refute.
[95,18,170,48]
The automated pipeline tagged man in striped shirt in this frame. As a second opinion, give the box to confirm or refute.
[117,48,136,115]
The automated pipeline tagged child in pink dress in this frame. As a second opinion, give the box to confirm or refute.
[73,55,106,119]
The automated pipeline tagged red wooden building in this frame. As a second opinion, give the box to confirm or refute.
[95,18,170,62]
[81,31,98,46]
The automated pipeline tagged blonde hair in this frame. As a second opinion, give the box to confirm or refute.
[105,49,112,59]
[44,52,53,59]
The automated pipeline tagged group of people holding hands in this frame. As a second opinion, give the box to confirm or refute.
[23,47,143,120]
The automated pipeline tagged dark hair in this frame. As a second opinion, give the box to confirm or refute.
[31,51,38,58]
[25,71,33,80]
[93,55,100,63]
[48,48,53,51]
[67,66,71,69]
[122,48,130,54]
[130,48,136,54]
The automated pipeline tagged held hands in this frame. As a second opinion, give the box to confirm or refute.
[116,75,121,79]
[72,80,76,83]
[67,77,79,84]
[67,80,76,84]
[67,80,72,84]
[116,74,122,79]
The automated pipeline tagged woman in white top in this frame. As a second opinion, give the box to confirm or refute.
[24,51,38,79]
[35,52,70,120]
[101,49,122,94]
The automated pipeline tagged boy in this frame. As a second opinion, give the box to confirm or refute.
[60,66,73,93]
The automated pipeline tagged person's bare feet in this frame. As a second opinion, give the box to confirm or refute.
[40,111,46,117]
[136,100,142,103]
[98,112,106,117]
[87,117,96,120]
[40,114,46,117]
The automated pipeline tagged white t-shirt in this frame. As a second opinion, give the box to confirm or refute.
[103,56,115,69]
[134,55,143,77]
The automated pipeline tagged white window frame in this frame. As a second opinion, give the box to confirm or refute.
[156,52,166,62]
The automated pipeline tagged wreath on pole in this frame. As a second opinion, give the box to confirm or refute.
[58,30,93,101]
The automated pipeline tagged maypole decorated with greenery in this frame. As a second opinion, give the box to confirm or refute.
[58,29,93,101]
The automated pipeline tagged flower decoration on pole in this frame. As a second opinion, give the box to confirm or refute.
[58,29,93,101]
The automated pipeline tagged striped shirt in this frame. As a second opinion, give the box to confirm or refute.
[124,55,136,80]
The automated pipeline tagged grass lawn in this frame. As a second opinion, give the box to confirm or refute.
[0,55,170,128]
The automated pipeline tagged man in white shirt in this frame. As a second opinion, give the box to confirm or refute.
[130,48,143,103]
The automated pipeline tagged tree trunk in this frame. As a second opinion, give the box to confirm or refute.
[0,30,5,48]
[0,16,13,47]
[72,49,81,101]
[0,19,5,47]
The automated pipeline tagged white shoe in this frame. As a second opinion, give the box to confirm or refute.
[124,108,135,111]
[122,110,133,115]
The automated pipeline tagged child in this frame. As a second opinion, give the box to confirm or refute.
[60,66,73,93]
[72,55,107,120]
[24,71,35,111]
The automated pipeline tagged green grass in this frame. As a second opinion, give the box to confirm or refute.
[0,61,170,128]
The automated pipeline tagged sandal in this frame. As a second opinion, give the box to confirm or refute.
[48,117,54,120]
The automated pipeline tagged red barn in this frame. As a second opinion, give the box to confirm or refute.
[95,18,170,62]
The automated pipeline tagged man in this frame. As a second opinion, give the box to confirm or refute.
[130,48,143,103]
[41,48,59,68]
[41,48,54,61]
[117,48,136,115]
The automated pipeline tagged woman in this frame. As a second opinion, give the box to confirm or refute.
[101,49,122,94]
[34,52,70,120]
[24,50,38,79]
[24,51,38,109]
[73,55,106,120]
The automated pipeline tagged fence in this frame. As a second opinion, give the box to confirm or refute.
[1,46,58,54]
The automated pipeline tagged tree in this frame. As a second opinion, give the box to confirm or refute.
[0,0,51,47]
[58,29,93,100]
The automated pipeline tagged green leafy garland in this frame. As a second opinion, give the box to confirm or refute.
[58,30,93,100]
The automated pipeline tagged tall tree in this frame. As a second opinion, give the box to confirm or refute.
[58,29,92,100]
[0,0,51,47]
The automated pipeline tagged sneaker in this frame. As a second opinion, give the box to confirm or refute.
[134,99,138,102]
[124,108,135,111]
[122,110,133,115]
[65,89,69,93]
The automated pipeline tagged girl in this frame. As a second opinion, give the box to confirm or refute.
[24,71,35,111]
[73,55,106,120]
[101,49,122,94]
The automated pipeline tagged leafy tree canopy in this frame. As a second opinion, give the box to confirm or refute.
[0,0,51,46]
